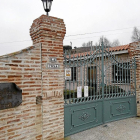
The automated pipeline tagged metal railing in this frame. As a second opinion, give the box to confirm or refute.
[64,43,136,105]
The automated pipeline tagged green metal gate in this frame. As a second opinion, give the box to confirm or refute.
[64,42,136,137]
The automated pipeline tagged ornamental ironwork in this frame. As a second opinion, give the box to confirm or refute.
[0,83,22,110]
[79,112,90,121]
[116,105,126,113]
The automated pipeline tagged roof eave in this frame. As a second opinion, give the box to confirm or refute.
[112,50,128,55]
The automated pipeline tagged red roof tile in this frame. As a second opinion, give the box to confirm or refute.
[109,44,129,52]
[68,44,129,58]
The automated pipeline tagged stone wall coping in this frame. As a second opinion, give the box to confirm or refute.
[0,45,36,59]
[32,14,64,22]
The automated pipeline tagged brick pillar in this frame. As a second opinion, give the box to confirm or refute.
[128,41,140,116]
[30,15,66,140]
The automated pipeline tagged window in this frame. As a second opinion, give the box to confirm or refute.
[112,63,130,83]
[71,67,76,81]
[88,66,97,87]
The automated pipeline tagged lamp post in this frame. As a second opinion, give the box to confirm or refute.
[41,0,53,16]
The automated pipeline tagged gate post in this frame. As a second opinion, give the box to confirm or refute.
[128,41,140,116]
[30,15,66,139]
[101,41,105,123]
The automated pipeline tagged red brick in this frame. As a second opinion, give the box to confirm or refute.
[12,60,22,63]
[5,64,18,67]
[7,127,22,132]
[0,67,10,70]
[8,134,21,139]
[7,119,20,124]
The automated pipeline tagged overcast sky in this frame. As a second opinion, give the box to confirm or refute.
[0,0,140,56]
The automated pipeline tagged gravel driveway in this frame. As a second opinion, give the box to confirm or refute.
[65,117,140,140]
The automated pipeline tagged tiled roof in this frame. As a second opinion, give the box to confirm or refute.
[109,44,129,52]
[69,44,129,58]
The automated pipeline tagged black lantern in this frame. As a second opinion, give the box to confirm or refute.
[41,0,53,16]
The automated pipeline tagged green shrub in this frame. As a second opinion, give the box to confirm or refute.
[64,85,125,99]
[99,85,125,95]
[64,89,77,99]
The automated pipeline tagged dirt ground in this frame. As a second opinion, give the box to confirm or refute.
[65,117,140,140]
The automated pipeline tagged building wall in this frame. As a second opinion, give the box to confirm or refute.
[0,44,43,140]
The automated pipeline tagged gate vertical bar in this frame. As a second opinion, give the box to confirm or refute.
[134,57,137,115]
[101,41,105,123]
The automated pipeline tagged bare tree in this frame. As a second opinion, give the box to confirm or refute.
[99,36,111,47]
[82,37,121,50]
[131,27,140,42]
[82,43,87,47]
[82,41,92,47]
[111,39,120,47]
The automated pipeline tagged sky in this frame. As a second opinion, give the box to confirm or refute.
[0,0,140,56]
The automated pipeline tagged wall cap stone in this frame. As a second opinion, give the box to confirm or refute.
[0,45,37,59]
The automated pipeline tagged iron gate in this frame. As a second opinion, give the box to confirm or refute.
[64,42,136,137]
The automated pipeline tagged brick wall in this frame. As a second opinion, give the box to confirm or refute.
[128,41,140,116]
[0,44,43,140]
[0,15,66,140]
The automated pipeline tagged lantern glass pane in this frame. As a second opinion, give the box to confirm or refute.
[42,0,53,13]
[47,1,52,10]
[43,1,47,9]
